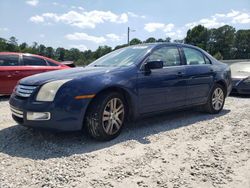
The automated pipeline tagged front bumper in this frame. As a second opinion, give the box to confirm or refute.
[9,94,91,131]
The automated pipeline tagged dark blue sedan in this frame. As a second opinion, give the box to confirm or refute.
[9,43,232,141]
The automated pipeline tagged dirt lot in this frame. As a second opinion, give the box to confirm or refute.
[0,96,249,188]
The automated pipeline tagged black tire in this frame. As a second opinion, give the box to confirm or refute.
[203,84,226,114]
[84,92,126,141]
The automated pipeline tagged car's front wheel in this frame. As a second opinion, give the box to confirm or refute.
[204,84,225,114]
[85,92,126,141]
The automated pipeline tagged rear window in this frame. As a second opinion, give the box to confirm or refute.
[46,60,59,66]
[0,55,19,66]
[23,56,47,66]
[183,47,206,65]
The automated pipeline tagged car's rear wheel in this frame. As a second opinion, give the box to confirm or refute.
[204,84,225,114]
[85,92,126,141]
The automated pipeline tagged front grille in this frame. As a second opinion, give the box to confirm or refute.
[242,79,250,85]
[10,105,24,118]
[15,84,37,98]
[241,89,250,92]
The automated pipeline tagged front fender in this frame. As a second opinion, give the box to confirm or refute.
[55,67,139,125]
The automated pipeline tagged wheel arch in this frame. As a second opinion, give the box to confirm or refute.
[216,80,227,94]
[84,86,135,125]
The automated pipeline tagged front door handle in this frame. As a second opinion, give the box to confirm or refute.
[12,71,20,75]
[176,72,184,77]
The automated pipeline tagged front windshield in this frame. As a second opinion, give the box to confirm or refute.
[88,46,151,67]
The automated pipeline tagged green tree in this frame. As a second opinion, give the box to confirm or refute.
[32,42,38,49]
[213,52,223,60]
[55,47,65,61]
[114,44,128,50]
[45,47,54,58]
[94,45,112,59]
[156,38,164,42]
[234,29,250,59]
[19,42,28,51]
[209,25,236,59]
[165,37,171,42]
[129,38,142,45]
[6,36,19,51]
[9,36,18,46]
[185,25,209,50]
[81,50,95,65]
[0,38,8,51]
[145,37,156,43]
[64,48,82,62]
[37,44,46,56]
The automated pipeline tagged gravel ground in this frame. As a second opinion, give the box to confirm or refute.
[0,96,249,188]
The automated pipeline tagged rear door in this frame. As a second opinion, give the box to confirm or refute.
[137,45,187,114]
[19,55,57,78]
[182,47,215,105]
[0,54,21,94]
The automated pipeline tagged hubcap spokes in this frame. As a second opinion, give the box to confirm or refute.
[212,88,224,110]
[102,98,124,135]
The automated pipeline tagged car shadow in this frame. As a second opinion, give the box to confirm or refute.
[0,96,10,102]
[0,108,230,160]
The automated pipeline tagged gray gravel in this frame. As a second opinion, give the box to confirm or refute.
[0,96,249,188]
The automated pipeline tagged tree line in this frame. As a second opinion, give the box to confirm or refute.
[0,24,249,66]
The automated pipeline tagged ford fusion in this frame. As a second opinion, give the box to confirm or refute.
[9,43,232,141]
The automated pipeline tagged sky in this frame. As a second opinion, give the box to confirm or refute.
[0,0,250,51]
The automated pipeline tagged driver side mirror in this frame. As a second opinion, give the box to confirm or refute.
[144,60,164,72]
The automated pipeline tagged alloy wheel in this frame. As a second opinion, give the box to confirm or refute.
[102,98,125,135]
[212,88,224,111]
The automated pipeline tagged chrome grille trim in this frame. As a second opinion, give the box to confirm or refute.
[10,105,24,118]
[19,85,37,89]
[15,84,37,97]
[17,88,34,94]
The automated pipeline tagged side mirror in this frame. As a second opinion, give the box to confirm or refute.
[145,60,164,72]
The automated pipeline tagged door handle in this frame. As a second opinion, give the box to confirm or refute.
[13,71,20,75]
[210,69,214,72]
[176,72,184,77]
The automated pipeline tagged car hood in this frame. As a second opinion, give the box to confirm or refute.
[19,67,115,85]
[231,62,250,79]
[231,70,250,79]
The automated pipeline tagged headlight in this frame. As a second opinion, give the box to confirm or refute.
[36,79,71,102]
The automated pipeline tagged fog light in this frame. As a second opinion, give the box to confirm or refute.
[27,112,51,121]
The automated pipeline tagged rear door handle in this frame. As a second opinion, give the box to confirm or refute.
[176,72,184,77]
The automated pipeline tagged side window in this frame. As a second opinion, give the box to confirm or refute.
[204,55,211,64]
[23,56,47,66]
[0,55,19,66]
[183,47,206,65]
[47,60,59,66]
[148,46,181,67]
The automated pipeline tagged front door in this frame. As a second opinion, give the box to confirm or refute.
[137,46,187,114]
[0,54,21,94]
